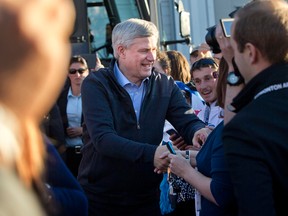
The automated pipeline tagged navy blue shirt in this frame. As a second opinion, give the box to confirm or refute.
[196,122,237,216]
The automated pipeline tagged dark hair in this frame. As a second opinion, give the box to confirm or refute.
[234,0,288,63]
[69,55,88,68]
[190,50,199,58]
[63,55,88,90]
[190,58,219,76]
[156,50,171,74]
[216,58,229,108]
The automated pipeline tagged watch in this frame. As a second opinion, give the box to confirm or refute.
[185,150,190,160]
[227,71,244,86]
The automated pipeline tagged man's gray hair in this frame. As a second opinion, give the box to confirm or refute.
[112,18,159,59]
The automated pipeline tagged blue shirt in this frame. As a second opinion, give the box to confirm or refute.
[66,87,83,146]
[114,62,148,121]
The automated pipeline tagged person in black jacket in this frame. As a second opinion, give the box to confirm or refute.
[42,103,66,160]
[44,135,88,216]
[217,1,288,215]
[78,18,210,216]
[57,56,89,177]
[0,0,75,215]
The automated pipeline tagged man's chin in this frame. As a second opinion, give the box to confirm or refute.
[141,70,152,77]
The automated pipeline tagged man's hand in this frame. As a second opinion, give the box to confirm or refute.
[154,145,175,174]
[94,57,104,71]
[170,134,187,150]
[192,127,212,149]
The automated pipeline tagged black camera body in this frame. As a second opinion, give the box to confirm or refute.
[205,25,221,54]
[205,9,238,54]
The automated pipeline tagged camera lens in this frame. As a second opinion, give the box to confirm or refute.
[205,25,221,54]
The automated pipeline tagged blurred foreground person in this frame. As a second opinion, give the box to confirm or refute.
[218,0,288,215]
[0,0,75,215]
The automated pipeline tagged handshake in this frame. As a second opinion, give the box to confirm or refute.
[153,127,211,174]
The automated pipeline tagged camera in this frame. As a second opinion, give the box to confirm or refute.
[205,9,238,54]
[220,18,234,37]
[205,25,221,54]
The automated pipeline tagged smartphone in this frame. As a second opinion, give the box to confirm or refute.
[220,18,234,37]
[166,129,180,139]
[166,141,176,155]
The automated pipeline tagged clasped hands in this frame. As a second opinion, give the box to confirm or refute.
[153,127,211,174]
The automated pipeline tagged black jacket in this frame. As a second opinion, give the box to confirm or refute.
[57,83,84,136]
[78,59,205,205]
[223,63,288,216]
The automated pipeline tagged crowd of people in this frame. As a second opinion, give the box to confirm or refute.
[1,0,287,216]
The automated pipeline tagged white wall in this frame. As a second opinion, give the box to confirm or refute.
[151,0,287,61]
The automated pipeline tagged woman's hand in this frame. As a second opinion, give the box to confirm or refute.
[215,23,234,71]
[168,152,192,179]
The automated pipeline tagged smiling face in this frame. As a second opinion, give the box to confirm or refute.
[192,67,218,104]
[117,37,157,86]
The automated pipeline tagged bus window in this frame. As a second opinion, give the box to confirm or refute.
[87,0,143,59]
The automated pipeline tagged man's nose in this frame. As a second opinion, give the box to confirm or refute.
[146,50,155,61]
[199,80,208,89]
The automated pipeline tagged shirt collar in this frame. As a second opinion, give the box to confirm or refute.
[67,87,81,98]
[231,62,288,113]
[68,87,73,97]
[114,61,149,87]
[114,61,130,87]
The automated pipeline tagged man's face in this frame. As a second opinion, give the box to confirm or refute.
[118,37,157,86]
[192,67,218,104]
[230,18,248,80]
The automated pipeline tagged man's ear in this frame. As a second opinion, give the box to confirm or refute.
[245,43,259,64]
[117,45,126,59]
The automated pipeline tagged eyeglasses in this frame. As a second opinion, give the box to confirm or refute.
[69,68,87,74]
[191,58,218,71]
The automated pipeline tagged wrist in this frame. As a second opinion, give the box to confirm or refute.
[227,71,244,86]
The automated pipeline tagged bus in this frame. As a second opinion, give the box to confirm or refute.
[71,0,191,69]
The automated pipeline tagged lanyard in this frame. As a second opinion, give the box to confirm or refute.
[254,81,288,99]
